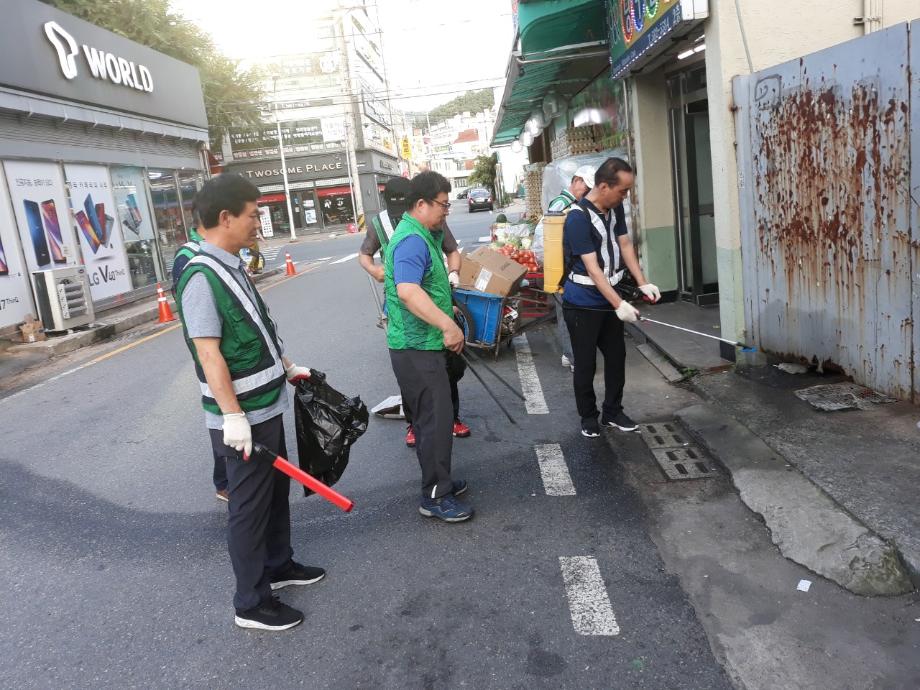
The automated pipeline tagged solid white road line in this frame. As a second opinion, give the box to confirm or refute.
[512,334,548,414]
[559,556,620,636]
[535,443,576,496]
[315,256,332,262]
[331,252,359,265]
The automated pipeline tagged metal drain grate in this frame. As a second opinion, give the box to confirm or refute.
[794,382,896,412]
[639,423,718,480]
[639,422,690,449]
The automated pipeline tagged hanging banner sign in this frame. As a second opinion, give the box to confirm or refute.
[610,0,709,79]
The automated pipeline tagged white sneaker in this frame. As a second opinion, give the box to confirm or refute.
[561,355,575,372]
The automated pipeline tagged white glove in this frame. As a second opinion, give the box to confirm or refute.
[223,412,252,459]
[638,283,661,303]
[448,270,460,288]
[615,301,640,323]
[284,362,312,384]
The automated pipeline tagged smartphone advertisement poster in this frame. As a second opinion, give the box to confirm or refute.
[0,167,37,329]
[3,160,77,279]
[63,163,132,300]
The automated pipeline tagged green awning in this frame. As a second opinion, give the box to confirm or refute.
[493,0,609,145]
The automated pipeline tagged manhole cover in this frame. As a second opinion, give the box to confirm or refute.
[639,422,717,481]
[795,382,896,412]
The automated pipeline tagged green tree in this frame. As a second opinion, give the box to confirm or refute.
[41,0,263,146]
[469,153,498,195]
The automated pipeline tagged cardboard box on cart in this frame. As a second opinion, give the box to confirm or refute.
[458,246,527,296]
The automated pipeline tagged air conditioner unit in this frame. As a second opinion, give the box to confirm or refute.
[32,266,94,332]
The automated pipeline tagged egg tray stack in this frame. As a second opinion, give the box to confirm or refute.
[523,163,545,220]
[551,131,571,159]
[566,125,604,156]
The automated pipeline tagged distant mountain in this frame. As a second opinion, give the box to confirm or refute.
[427,89,495,127]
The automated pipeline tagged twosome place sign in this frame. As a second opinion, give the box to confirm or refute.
[610,0,709,79]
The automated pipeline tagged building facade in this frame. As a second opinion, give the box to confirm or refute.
[220,0,398,233]
[494,0,919,400]
[0,0,208,333]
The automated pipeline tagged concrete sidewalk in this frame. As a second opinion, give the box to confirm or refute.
[626,303,918,593]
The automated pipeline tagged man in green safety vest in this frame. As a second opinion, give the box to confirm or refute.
[360,177,471,446]
[384,171,472,523]
[176,174,324,632]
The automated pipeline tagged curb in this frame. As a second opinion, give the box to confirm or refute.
[675,403,915,596]
[7,264,289,360]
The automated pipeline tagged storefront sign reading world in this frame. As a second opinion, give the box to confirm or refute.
[44,20,154,92]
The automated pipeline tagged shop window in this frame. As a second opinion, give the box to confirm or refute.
[320,193,354,226]
[112,166,162,290]
[147,170,184,278]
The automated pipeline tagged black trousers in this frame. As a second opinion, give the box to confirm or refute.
[209,414,294,611]
[563,306,626,421]
[403,351,464,424]
[389,349,455,499]
[212,450,227,491]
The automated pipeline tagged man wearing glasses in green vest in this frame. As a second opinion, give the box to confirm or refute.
[384,171,472,523]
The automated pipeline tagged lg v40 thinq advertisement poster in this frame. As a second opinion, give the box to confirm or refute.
[0,167,38,329]
[4,160,77,278]
[63,164,132,300]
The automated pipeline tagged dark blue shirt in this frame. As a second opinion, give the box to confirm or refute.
[392,234,432,285]
[562,199,628,308]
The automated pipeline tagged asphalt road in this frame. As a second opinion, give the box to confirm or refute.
[0,209,731,688]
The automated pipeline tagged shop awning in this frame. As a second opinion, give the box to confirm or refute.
[492,0,610,146]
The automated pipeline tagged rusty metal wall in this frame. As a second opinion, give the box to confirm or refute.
[733,22,917,402]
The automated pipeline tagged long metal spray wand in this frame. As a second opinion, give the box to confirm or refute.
[638,317,750,348]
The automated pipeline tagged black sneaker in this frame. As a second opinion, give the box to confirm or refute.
[270,561,326,591]
[581,417,601,438]
[602,411,639,432]
[419,493,474,522]
[235,597,303,631]
[452,479,468,496]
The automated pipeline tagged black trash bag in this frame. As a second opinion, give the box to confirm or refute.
[293,371,368,496]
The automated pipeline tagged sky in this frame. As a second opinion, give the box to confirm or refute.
[169,0,516,112]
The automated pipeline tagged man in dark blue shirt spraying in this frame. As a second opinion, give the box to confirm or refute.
[561,157,661,438]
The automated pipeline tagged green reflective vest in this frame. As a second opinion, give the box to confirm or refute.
[176,253,286,415]
[384,214,452,351]
[548,189,577,213]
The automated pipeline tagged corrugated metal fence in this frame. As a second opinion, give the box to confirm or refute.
[733,21,919,402]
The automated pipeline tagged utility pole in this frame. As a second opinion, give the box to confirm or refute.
[335,11,364,225]
[272,81,297,240]
[343,116,360,230]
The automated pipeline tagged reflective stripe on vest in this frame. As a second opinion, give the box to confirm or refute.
[568,206,624,287]
[185,254,285,399]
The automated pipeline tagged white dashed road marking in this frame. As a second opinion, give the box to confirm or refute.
[535,444,576,496]
[512,334,548,414]
[559,557,620,636]
[331,252,359,265]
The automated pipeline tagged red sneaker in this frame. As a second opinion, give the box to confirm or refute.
[405,426,416,447]
[452,420,471,438]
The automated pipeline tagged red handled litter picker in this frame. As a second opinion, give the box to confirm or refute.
[252,443,354,513]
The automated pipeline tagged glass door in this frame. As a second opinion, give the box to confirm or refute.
[668,67,719,305]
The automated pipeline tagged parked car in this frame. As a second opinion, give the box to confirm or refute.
[456,189,469,200]
[467,187,493,212]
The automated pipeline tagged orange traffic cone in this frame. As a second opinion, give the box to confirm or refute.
[156,283,176,323]
[285,252,297,276]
